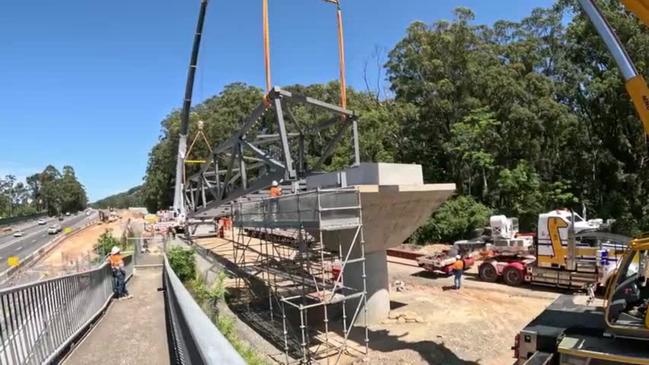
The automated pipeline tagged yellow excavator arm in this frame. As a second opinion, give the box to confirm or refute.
[621,0,649,27]
[579,0,649,134]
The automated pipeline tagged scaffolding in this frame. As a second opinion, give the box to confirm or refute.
[231,187,369,364]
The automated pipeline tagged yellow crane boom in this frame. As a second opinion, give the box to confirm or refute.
[579,0,649,134]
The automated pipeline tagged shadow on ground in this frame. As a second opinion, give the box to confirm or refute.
[390,300,408,310]
[345,327,481,365]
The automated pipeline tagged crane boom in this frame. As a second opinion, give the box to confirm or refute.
[578,0,649,135]
[173,0,209,214]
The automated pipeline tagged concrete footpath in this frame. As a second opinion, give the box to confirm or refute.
[63,267,169,365]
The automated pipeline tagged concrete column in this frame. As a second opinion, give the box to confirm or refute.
[344,250,389,326]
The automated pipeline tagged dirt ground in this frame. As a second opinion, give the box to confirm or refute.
[24,210,143,280]
[372,256,559,365]
[194,234,568,365]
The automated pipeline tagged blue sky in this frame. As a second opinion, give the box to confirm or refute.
[0,0,554,201]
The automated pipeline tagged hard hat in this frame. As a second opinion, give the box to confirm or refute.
[111,246,121,255]
[455,255,461,260]
[272,180,278,187]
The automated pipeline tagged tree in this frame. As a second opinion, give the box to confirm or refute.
[0,164,87,218]
[412,195,492,244]
[444,107,499,199]
[92,186,143,209]
[493,161,544,229]
[39,165,62,215]
[58,166,88,213]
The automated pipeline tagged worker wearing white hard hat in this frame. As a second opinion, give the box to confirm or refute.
[452,255,465,290]
[107,245,132,300]
[270,181,282,198]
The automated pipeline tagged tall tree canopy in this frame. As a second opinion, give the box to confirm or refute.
[0,165,88,218]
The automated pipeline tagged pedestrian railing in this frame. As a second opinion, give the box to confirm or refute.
[0,255,133,365]
[162,255,245,365]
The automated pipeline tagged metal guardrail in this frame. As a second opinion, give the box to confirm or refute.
[0,255,133,364]
[162,256,245,365]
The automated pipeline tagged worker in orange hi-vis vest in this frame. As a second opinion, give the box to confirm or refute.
[269,180,282,220]
[452,255,465,290]
[270,180,282,198]
[107,246,132,300]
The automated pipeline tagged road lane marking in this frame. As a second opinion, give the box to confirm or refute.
[15,246,22,251]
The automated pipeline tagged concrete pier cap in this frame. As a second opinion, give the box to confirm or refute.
[307,163,456,324]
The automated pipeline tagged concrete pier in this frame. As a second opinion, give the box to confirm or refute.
[309,163,456,324]
[345,250,389,324]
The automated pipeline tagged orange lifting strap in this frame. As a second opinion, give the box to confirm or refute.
[335,1,347,111]
[260,0,348,112]
[262,0,272,95]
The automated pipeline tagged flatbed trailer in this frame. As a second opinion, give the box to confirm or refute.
[478,253,602,289]
[478,231,629,289]
[387,248,475,274]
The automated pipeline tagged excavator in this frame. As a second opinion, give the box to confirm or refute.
[514,1,649,364]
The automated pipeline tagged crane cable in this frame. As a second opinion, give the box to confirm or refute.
[335,1,347,111]
[262,0,272,96]
[261,0,347,111]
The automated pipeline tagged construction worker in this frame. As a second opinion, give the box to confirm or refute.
[270,180,282,198]
[269,180,282,220]
[108,246,132,300]
[452,255,465,290]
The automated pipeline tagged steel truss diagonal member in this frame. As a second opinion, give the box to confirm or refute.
[184,87,360,218]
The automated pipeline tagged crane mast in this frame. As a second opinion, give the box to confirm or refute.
[173,0,209,215]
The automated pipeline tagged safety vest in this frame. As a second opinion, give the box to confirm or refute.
[270,186,282,197]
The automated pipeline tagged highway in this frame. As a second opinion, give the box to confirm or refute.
[0,213,93,272]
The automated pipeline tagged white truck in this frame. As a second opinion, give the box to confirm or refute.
[478,209,628,289]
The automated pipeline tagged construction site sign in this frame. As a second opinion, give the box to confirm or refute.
[7,256,19,268]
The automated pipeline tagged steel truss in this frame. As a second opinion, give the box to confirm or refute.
[184,87,360,219]
[230,188,369,364]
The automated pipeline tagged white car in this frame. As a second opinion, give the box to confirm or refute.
[13,230,24,237]
[48,225,61,235]
[37,219,47,225]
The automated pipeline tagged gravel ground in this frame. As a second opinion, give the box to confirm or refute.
[365,256,562,365]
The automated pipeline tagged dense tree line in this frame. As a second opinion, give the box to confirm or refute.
[140,0,649,241]
[91,186,143,209]
[0,165,88,218]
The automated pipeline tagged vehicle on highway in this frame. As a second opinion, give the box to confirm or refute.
[37,218,47,225]
[47,224,62,234]
[65,212,70,216]
[13,230,24,237]
[58,216,64,221]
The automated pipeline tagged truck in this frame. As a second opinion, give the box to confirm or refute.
[478,209,628,290]
[514,236,649,364]
[416,214,532,275]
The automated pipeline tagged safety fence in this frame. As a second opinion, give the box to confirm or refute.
[0,255,133,364]
[162,255,245,365]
